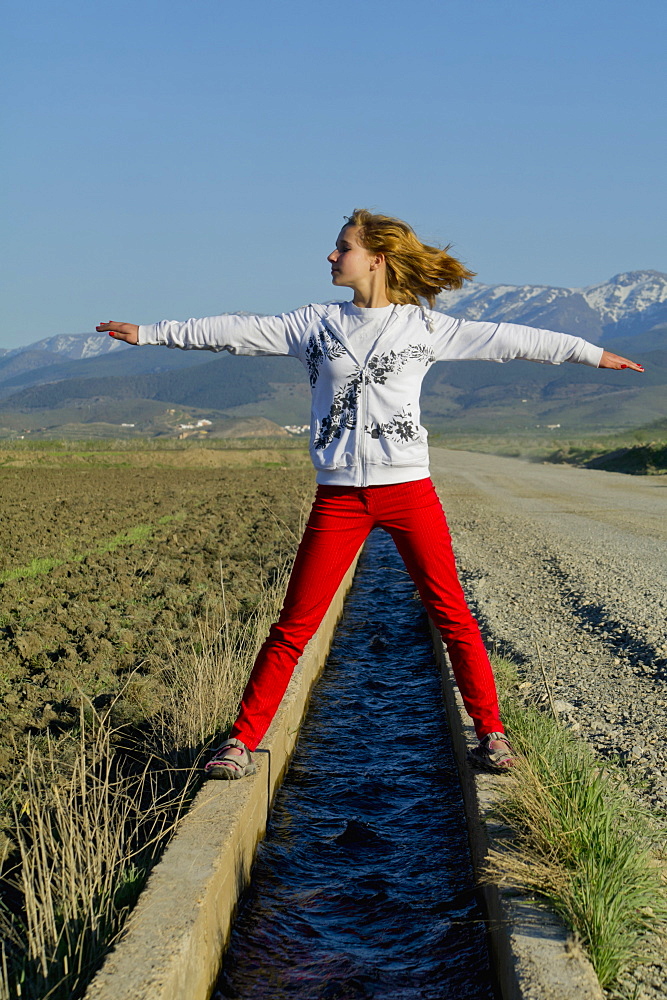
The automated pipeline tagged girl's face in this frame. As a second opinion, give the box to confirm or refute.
[327,226,378,292]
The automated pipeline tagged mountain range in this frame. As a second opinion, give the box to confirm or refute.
[1,271,665,438]
[435,270,667,344]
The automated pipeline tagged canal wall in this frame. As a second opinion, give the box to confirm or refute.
[84,554,361,1000]
[430,624,604,1000]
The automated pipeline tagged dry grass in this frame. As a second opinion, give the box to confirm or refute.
[0,439,311,470]
[151,563,291,766]
[486,657,667,990]
[0,707,180,1000]
[0,565,291,999]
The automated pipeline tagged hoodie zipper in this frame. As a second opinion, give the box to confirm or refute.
[354,305,400,487]
[358,368,367,487]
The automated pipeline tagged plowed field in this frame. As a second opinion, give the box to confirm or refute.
[0,449,313,788]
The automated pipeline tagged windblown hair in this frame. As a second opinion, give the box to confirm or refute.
[345,208,475,308]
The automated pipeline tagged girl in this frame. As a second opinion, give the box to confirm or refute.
[97,209,643,775]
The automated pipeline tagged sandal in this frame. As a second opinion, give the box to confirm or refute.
[204,737,257,780]
[468,732,516,773]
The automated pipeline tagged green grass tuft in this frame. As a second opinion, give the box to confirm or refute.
[96,524,153,553]
[486,655,667,990]
[0,557,64,583]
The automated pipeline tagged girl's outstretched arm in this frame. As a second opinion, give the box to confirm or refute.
[96,321,139,344]
[429,311,646,372]
[97,308,313,356]
[598,350,644,372]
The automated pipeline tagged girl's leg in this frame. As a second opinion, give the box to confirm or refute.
[230,488,372,750]
[380,480,503,739]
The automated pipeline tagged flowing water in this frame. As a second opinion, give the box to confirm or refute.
[213,529,496,1000]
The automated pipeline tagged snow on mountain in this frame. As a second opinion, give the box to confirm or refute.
[582,271,667,325]
[436,270,667,341]
[5,333,130,360]
[435,282,583,321]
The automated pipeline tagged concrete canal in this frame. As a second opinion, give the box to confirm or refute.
[212,529,496,1000]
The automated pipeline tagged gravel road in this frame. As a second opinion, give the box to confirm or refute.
[430,448,667,997]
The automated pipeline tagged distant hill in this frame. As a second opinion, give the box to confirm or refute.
[419,348,667,433]
[599,323,667,358]
[1,275,665,437]
[0,353,304,412]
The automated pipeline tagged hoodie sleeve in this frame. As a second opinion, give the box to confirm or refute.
[137,306,316,357]
[427,311,604,367]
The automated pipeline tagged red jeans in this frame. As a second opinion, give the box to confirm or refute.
[230,478,503,749]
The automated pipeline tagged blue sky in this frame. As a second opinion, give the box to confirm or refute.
[2,0,665,348]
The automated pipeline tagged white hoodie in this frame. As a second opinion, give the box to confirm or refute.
[138,301,603,487]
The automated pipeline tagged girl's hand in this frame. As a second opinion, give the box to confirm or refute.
[95,321,139,345]
[599,350,644,372]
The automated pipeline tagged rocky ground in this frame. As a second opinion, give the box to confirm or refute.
[430,447,667,1000]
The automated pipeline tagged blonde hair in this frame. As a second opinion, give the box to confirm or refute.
[345,208,475,308]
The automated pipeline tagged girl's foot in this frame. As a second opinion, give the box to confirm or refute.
[468,732,516,773]
[204,738,257,779]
